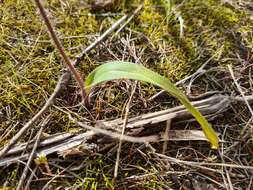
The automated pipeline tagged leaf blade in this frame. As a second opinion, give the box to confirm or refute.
[85,61,219,149]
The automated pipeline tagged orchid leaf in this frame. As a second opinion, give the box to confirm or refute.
[85,61,219,149]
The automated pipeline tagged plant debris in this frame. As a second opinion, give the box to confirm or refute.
[0,0,253,189]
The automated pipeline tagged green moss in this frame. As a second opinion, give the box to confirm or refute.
[70,157,115,189]
[127,0,251,81]
[0,0,99,134]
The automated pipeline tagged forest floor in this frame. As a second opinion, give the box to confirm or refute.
[0,0,253,189]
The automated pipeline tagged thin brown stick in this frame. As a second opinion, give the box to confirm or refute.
[0,12,131,158]
[34,0,86,102]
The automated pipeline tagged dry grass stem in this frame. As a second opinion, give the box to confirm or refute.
[114,82,137,179]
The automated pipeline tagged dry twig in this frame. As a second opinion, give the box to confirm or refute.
[114,82,137,179]
[34,0,87,102]
[228,65,253,116]
[2,94,253,167]
[16,116,50,190]
[16,126,43,190]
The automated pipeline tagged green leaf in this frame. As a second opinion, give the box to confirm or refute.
[85,61,219,149]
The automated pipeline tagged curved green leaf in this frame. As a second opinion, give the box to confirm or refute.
[85,61,219,149]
